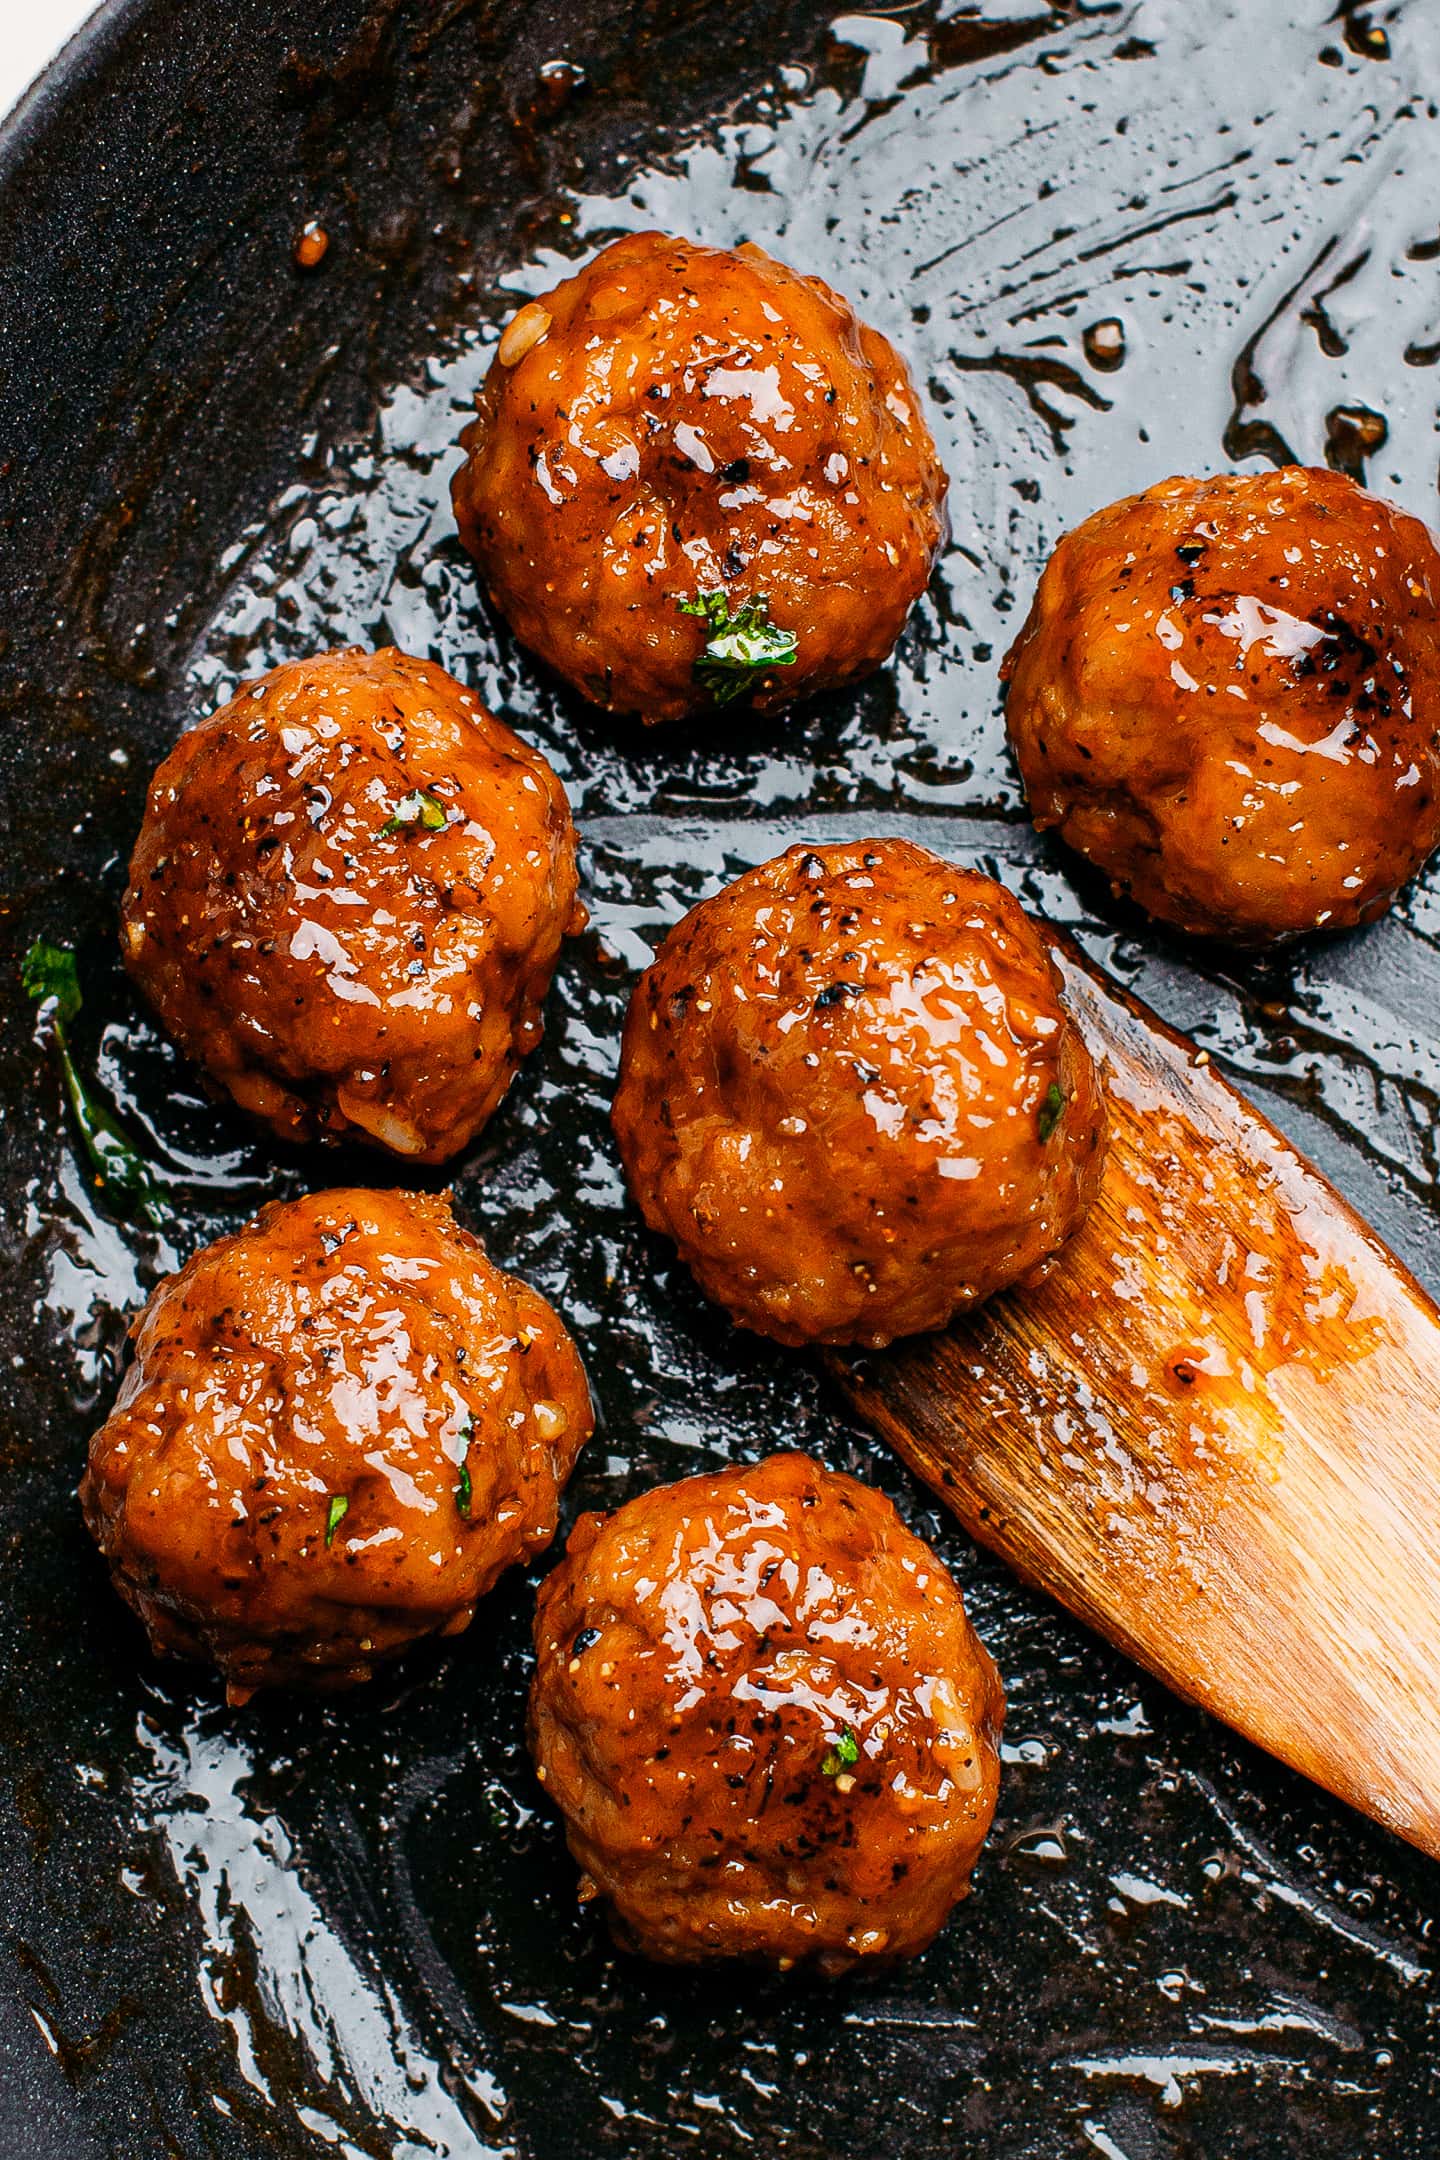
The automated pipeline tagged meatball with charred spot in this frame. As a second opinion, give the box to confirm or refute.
[122,646,583,1162]
[611,839,1106,1347]
[451,231,948,723]
[1003,468,1440,943]
[81,1188,592,1702]
[529,1452,1004,1973]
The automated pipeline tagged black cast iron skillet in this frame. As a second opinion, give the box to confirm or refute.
[3,4,1440,2155]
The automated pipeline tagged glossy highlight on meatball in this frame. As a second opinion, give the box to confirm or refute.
[451,231,948,722]
[81,1188,592,1701]
[122,646,583,1162]
[611,839,1106,1347]
[1003,467,1440,943]
[529,1452,1004,1973]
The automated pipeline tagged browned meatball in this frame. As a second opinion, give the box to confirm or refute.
[1003,468,1440,943]
[529,1452,1003,1973]
[611,839,1106,1347]
[122,646,583,1162]
[451,231,948,722]
[81,1188,592,1701]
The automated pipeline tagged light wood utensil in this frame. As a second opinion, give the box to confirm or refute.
[830,939,1440,1859]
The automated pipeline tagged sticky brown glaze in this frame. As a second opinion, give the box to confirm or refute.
[611,839,1106,1347]
[451,231,948,722]
[528,1452,1004,1973]
[121,647,584,1162]
[80,1188,592,1701]
[1003,468,1440,943]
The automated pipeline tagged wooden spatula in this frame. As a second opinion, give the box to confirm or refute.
[829,938,1440,1859]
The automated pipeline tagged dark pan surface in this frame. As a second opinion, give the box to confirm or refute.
[2,2,1440,2154]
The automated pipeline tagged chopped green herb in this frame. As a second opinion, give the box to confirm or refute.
[380,789,448,838]
[452,1417,474,1518]
[21,939,166,1226]
[821,1725,861,1778]
[678,590,798,707]
[21,939,83,1028]
[1037,1081,1067,1143]
[325,1494,349,1547]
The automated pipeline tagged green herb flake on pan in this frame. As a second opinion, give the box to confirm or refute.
[325,1494,350,1547]
[454,1417,474,1518]
[678,590,798,707]
[820,1725,861,1779]
[380,789,448,838]
[1037,1081,1066,1143]
[21,938,83,1028]
[21,939,167,1226]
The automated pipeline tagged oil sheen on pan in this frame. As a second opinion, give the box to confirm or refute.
[4,3,1440,2157]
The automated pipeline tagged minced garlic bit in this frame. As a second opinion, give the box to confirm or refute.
[498,303,553,368]
[533,1399,569,1441]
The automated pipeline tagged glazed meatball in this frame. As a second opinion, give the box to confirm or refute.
[1003,468,1440,942]
[122,646,583,1162]
[529,1452,1003,1972]
[451,231,948,722]
[611,839,1106,1347]
[81,1188,591,1701]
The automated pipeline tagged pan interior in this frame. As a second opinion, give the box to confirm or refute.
[3,3,1440,2155]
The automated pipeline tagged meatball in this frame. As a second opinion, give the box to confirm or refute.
[81,1188,592,1701]
[611,839,1106,1347]
[451,231,948,723]
[122,646,583,1162]
[529,1452,1003,1973]
[1002,468,1440,943]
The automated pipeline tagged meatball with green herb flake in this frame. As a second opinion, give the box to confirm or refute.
[529,1452,1004,1973]
[612,838,1106,1346]
[121,646,583,1162]
[451,231,948,722]
[81,1188,591,1702]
